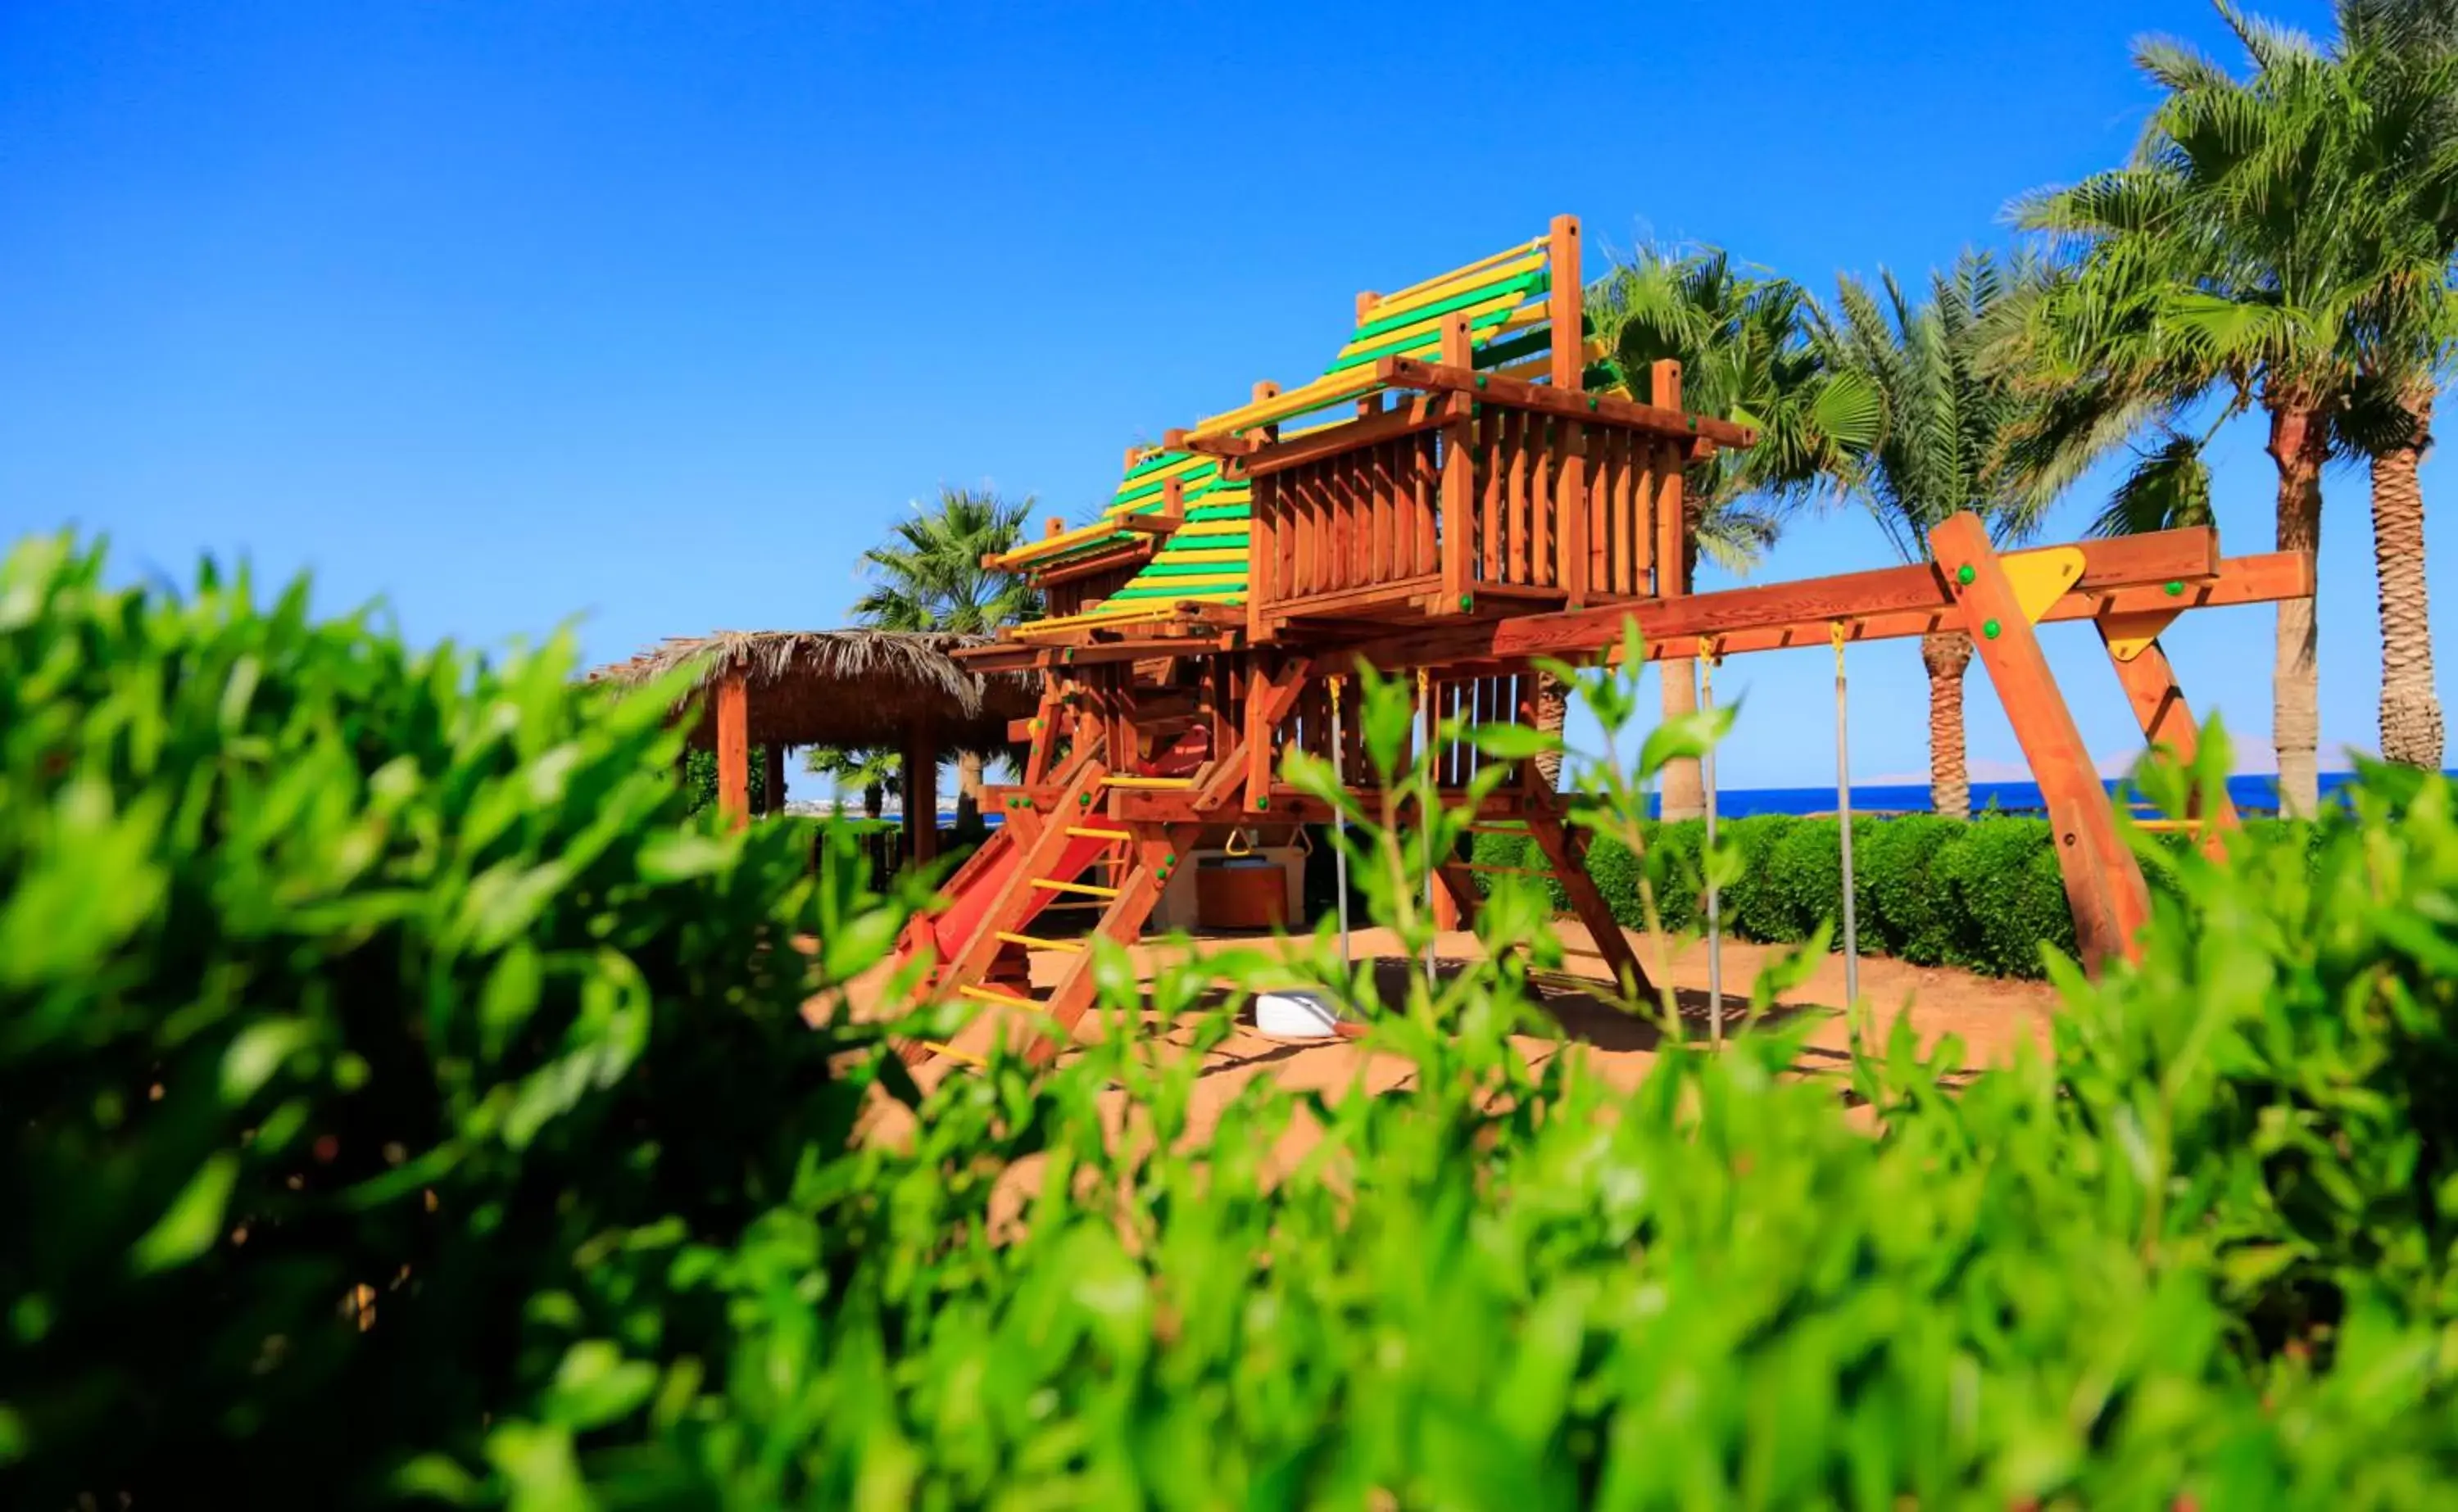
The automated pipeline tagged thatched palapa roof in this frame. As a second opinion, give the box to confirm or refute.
[589,628,1037,752]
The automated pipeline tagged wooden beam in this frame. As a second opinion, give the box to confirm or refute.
[1113,787,1530,826]
[2098,627,2239,851]
[714,671,750,831]
[1931,513,2149,975]
[1329,529,2243,671]
[1224,392,1461,480]
[1375,355,1757,449]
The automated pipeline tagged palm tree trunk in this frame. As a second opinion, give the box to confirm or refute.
[955,749,985,828]
[1658,661,1703,819]
[2371,389,2442,771]
[1921,631,1973,821]
[1658,517,1707,819]
[2266,405,2328,816]
[1532,672,1567,790]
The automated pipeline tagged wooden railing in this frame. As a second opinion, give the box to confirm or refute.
[1243,393,1683,640]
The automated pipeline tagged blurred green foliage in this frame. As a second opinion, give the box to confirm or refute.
[7,540,2457,1509]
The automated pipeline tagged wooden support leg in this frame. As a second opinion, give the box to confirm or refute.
[715,671,750,831]
[1522,789,1653,1000]
[1933,514,2151,973]
[2097,618,2239,856]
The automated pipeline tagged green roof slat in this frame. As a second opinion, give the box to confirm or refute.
[1347,269,1549,344]
[1322,304,1519,376]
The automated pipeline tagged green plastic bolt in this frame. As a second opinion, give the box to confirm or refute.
[1587,396,1601,411]
[1687,416,1698,431]
[2165,580,2184,597]
[1459,593,1474,610]
[1078,793,1092,807]
[1982,618,2002,640]
[1254,796,1270,811]
[1474,374,1489,389]
[1956,564,1975,586]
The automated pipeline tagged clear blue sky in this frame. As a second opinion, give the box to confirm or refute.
[4,0,2444,798]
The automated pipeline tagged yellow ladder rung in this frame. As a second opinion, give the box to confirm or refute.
[919,1039,989,1067]
[996,930,1084,953]
[2129,817,2205,832]
[959,984,1040,1007]
[1100,776,1194,789]
[1034,878,1120,899]
[1067,826,1133,840]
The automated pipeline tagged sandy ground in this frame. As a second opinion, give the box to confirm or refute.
[821,922,2061,1158]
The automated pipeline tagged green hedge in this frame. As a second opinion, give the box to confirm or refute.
[1470,811,2326,979]
[0,537,914,1505]
[13,532,2454,1508]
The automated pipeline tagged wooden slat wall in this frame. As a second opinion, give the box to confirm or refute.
[1245,409,1671,632]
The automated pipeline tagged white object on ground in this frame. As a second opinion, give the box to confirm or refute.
[1254,990,1343,1041]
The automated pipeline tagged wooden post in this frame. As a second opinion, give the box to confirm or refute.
[2097,622,2239,852]
[714,671,750,831]
[1438,315,1476,614]
[1650,360,1686,599]
[1931,513,2150,972]
[904,720,939,867]
[761,742,787,817]
[1546,214,1583,391]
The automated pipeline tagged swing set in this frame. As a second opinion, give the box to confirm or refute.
[887,215,2312,1065]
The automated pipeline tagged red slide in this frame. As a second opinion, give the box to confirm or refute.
[905,826,1113,976]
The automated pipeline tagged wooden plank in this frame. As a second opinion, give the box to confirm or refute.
[1547,213,1583,392]
[1523,789,1653,999]
[1248,474,1272,641]
[1440,390,1476,613]
[1933,514,2150,974]
[1558,419,1588,606]
[1376,355,1756,448]
[1531,417,1553,586]
[1479,406,1503,587]
[715,670,750,831]
[1274,573,1444,622]
[1223,392,1457,480]
[1508,409,1533,585]
[1113,788,1531,826]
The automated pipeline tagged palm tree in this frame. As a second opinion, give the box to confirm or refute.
[1585,246,1879,813]
[2001,2,2458,805]
[804,745,900,820]
[1820,252,2035,821]
[851,487,1041,824]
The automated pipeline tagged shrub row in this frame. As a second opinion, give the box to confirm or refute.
[1470,811,2324,978]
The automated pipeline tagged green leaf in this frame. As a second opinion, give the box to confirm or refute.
[130,1152,240,1274]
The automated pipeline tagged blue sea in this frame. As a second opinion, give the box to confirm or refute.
[908,771,2417,827]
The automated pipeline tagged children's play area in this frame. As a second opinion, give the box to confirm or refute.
[693,215,2313,1066]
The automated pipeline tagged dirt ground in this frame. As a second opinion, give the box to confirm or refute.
[823,922,2061,1154]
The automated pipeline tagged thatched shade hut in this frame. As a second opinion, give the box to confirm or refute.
[590,628,1037,862]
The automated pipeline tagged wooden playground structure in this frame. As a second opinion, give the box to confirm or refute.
[887,214,2313,1064]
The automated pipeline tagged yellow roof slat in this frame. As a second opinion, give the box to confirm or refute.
[1372,236,1548,308]
[1332,287,1535,367]
[1363,249,1549,328]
